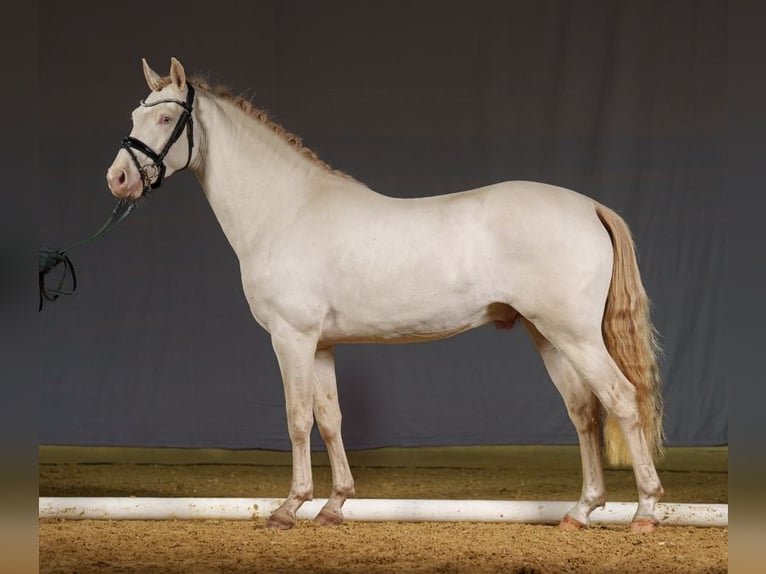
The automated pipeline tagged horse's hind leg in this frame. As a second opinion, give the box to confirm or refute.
[312,346,355,526]
[523,320,606,528]
[549,332,665,530]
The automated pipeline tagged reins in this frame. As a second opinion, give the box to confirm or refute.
[38,200,135,310]
[38,83,196,311]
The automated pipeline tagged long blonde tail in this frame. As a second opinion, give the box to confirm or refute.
[596,203,664,467]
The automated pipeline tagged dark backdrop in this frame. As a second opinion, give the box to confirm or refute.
[36,0,726,450]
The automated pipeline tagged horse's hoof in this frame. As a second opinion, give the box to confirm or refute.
[265,510,296,530]
[630,517,659,533]
[559,514,587,530]
[314,508,344,527]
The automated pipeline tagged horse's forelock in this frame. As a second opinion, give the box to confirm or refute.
[151,76,174,91]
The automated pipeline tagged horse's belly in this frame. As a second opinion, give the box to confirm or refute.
[318,297,517,345]
[320,312,492,344]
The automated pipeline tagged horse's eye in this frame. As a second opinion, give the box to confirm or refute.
[160,115,172,125]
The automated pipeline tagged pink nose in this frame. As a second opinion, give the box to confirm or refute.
[106,166,130,197]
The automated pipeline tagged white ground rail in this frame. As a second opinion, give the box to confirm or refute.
[39,497,727,527]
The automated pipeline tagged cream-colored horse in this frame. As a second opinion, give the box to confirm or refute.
[107,58,665,532]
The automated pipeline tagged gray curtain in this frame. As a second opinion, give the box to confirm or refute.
[36,0,726,450]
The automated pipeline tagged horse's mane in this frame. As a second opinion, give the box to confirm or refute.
[178,76,353,180]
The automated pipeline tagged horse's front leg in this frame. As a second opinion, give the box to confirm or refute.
[312,346,355,526]
[265,329,318,529]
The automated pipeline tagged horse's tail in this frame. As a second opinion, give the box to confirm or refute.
[595,203,664,467]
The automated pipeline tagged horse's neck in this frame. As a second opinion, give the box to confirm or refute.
[192,94,331,258]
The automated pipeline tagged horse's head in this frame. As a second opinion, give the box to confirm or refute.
[106,57,199,201]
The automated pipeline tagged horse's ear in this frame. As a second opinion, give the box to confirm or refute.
[169,57,186,90]
[142,58,163,91]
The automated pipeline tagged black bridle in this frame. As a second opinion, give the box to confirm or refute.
[121,83,196,194]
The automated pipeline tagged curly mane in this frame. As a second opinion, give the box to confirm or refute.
[189,76,353,180]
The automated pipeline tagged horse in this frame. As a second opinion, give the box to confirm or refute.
[106,57,665,532]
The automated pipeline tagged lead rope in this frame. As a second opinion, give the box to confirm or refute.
[38,199,135,311]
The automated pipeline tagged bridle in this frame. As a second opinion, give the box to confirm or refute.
[121,83,195,194]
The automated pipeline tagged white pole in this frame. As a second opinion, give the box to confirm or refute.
[39,497,727,527]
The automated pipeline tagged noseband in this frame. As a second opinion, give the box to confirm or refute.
[121,83,195,194]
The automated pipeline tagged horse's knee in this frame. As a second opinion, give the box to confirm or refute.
[314,392,344,443]
[316,416,341,443]
[287,409,314,444]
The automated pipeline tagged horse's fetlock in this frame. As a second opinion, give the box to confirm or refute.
[290,488,313,502]
[583,490,606,509]
[333,481,355,498]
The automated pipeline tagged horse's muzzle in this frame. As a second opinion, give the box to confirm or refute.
[106,161,143,200]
